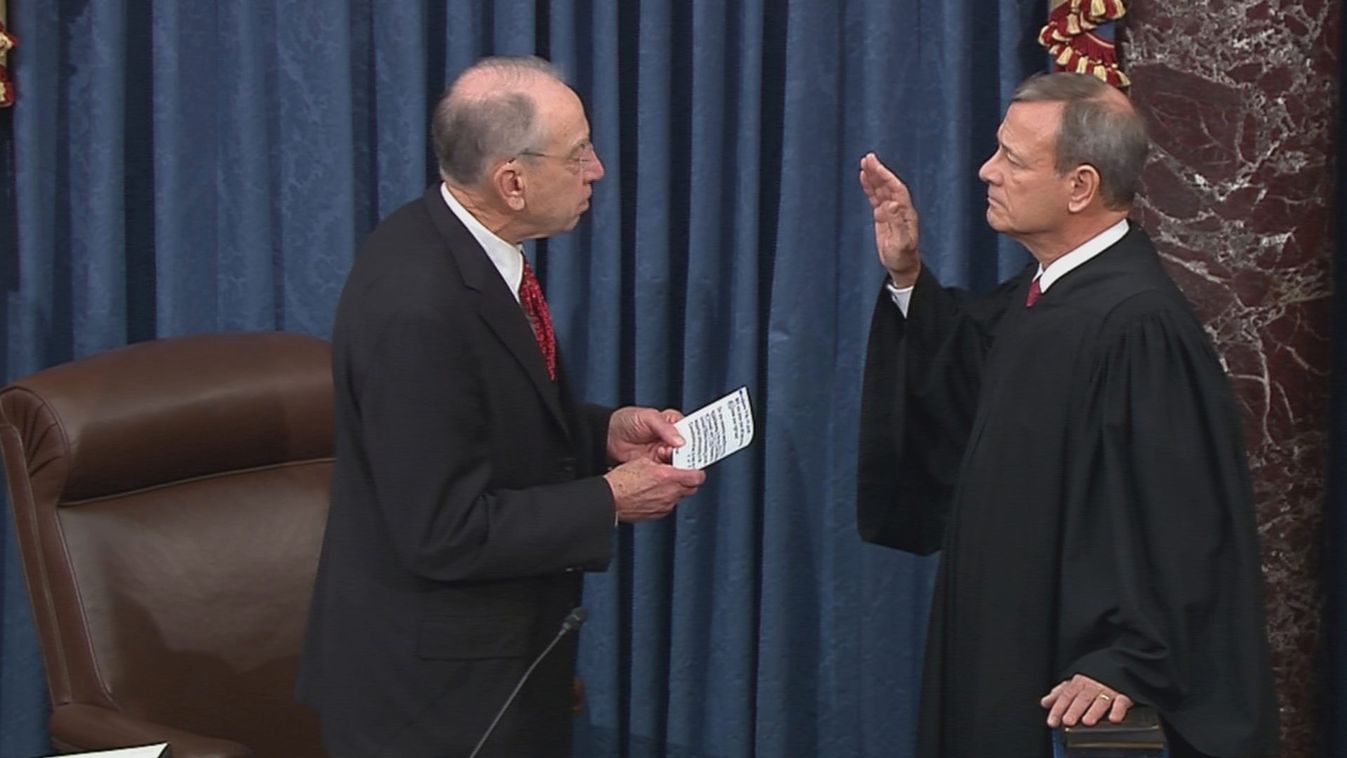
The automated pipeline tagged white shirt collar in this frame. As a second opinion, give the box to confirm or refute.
[1034,218,1129,293]
[440,183,525,302]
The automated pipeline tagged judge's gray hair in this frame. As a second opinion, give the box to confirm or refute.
[1012,73,1149,209]
[431,56,564,186]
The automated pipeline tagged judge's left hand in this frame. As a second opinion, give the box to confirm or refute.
[1041,674,1133,728]
[607,406,686,464]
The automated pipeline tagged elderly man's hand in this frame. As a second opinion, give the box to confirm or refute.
[1041,673,1134,728]
[604,457,705,523]
[607,406,685,464]
[858,152,922,288]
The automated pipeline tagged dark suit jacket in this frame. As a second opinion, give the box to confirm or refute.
[298,186,617,758]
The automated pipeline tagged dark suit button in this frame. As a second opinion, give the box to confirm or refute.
[559,456,576,476]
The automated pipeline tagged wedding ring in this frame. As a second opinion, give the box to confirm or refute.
[1097,692,1113,702]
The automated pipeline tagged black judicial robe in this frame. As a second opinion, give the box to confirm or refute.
[856,225,1279,758]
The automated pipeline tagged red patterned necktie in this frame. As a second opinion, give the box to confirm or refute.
[518,257,557,380]
[1026,277,1042,307]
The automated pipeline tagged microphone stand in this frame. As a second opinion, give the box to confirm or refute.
[466,607,589,758]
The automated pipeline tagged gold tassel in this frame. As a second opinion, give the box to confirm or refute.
[1039,0,1129,90]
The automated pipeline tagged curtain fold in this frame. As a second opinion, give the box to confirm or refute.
[0,2,1041,756]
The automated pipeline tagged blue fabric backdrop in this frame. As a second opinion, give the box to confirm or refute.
[0,2,1043,756]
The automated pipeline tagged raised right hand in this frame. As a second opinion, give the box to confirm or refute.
[604,457,705,523]
[858,152,922,288]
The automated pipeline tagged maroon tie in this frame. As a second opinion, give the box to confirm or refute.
[518,257,557,380]
[1025,277,1042,307]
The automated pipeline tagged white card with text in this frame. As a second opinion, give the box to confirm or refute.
[671,386,754,470]
[47,745,168,758]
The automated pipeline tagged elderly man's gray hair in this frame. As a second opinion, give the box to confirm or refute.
[431,56,566,186]
[1012,72,1149,209]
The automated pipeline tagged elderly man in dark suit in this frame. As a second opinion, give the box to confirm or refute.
[297,56,705,758]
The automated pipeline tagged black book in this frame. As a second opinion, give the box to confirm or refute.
[1062,705,1167,756]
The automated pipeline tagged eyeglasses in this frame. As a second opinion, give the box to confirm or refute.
[517,141,598,171]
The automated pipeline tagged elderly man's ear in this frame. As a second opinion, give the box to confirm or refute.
[1067,165,1101,214]
[492,163,528,211]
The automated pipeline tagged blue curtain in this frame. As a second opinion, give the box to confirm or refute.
[0,2,1043,756]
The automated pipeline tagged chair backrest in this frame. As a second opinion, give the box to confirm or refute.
[0,332,333,756]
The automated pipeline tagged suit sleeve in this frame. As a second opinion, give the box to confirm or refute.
[354,305,615,583]
[578,402,614,473]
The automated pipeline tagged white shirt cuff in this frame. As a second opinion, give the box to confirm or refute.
[886,280,914,317]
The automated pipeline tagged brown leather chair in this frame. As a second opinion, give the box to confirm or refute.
[0,332,334,757]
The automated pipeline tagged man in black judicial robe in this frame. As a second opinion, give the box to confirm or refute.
[855,73,1279,758]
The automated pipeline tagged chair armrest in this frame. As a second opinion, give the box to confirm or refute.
[50,703,252,758]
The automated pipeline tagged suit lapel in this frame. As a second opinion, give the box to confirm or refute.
[421,187,571,436]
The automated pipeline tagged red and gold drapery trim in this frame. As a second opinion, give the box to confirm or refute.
[1039,0,1129,88]
[0,0,15,107]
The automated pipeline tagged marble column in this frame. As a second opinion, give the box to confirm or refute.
[1123,2,1340,756]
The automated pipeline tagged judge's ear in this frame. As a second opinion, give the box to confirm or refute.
[492,159,528,211]
[1066,164,1101,214]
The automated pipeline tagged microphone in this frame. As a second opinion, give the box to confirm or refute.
[467,607,589,758]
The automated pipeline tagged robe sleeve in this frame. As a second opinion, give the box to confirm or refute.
[1057,292,1280,757]
[855,265,1025,554]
